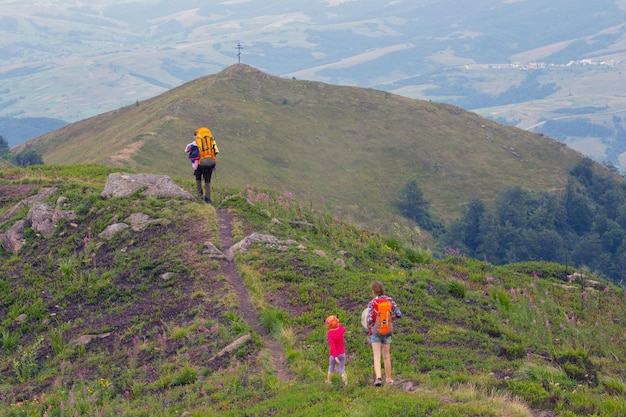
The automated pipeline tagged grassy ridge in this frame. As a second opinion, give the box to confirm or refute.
[1,165,626,416]
[14,65,593,238]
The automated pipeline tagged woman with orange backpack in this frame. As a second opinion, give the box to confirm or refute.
[366,280,402,387]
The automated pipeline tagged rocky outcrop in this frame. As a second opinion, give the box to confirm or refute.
[0,187,58,223]
[27,202,77,238]
[224,233,302,260]
[0,173,190,254]
[0,187,76,253]
[101,173,192,200]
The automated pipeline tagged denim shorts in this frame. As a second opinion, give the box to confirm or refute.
[370,333,392,345]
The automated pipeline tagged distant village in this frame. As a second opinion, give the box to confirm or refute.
[464,59,620,70]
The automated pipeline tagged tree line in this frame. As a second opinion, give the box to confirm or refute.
[0,135,43,167]
[398,158,626,284]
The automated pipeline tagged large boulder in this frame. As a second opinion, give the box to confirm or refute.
[101,173,192,199]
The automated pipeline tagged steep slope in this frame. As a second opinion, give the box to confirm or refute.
[2,166,626,416]
[16,64,593,234]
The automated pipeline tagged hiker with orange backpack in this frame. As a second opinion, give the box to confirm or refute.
[189,127,219,204]
[366,280,402,387]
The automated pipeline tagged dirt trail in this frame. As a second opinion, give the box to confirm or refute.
[215,208,291,380]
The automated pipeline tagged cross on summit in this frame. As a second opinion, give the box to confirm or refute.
[236,43,243,63]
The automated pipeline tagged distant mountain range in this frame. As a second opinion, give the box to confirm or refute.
[3,0,626,168]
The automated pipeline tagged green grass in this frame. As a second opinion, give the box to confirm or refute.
[2,165,626,416]
[15,65,592,240]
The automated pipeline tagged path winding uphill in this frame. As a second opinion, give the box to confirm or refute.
[215,208,292,381]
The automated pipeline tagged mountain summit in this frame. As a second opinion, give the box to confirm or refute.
[17,64,589,233]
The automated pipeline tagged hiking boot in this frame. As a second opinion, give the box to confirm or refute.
[204,197,211,204]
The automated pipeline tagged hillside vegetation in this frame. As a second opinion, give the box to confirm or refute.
[15,65,589,238]
[2,165,626,416]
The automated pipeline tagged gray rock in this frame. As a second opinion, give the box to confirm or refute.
[0,220,27,254]
[126,212,171,231]
[203,241,227,259]
[27,202,77,238]
[98,223,130,240]
[101,173,192,199]
[0,187,58,223]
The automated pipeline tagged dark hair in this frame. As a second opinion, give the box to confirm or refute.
[371,280,385,296]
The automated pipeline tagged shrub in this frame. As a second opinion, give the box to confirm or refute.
[491,288,511,310]
[447,280,467,298]
[554,348,598,385]
[173,366,198,386]
[405,247,433,264]
[259,307,287,335]
[506,380,548,408]
[1,328,18,353]
[499,342,526,360]
[600,375,626,395]
[12,336,44,382]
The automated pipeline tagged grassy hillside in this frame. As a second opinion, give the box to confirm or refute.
[2,165,626,416]
[15,65,593,239]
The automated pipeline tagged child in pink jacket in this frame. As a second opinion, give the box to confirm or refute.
[325,315,347,385]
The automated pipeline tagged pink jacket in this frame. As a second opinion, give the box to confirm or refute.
[327,324,346,357]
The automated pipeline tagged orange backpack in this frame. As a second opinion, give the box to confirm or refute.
[373,297,393,336]
[194,127,219,161]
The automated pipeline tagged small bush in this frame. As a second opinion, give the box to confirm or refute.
[405,247,433,264]
[555,348,598,384]
[499,342,526,360]
[173,366,197,386]
[384,237,402,251]
[600,375,626,395]
[259,307,287,335]
[506,380,548,408]
[447,280,466,299]
[491,288,511,310]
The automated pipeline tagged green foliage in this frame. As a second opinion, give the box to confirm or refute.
[505,380,549,409]
[172,366,198,386]
[499,342,526,360]
[1,328,18,353]
[397,178,446,236]
[59,255,79,280]
[554,347,598,384]
[0,136,10,160]
[259,307,288,335]
[405,246,433,265]
[3,166,626,416]
[490,288,511,310]
[600,375,626,395]
[445,160,626,284]
[14,149,43,167]
[447,280,467,299]
[12,336,44,382]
